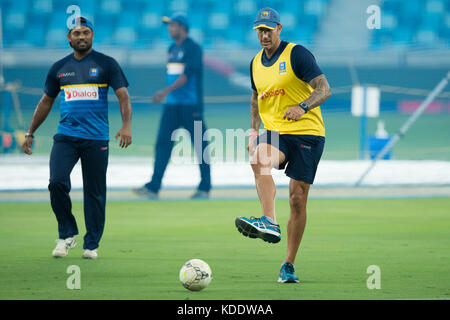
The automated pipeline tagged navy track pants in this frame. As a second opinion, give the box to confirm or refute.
[49,134,108,250]
[146,104,211,193]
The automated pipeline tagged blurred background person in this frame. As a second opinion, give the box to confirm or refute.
[132,13,211,200]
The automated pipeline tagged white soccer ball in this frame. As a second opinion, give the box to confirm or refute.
[179,259,212,291]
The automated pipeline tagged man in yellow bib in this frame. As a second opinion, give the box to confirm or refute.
[235,8,332,283]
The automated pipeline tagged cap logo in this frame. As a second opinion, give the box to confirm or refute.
[262,11,270,18]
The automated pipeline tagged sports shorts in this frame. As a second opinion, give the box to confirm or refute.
[256,130,325,184]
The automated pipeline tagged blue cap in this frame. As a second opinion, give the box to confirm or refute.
[253,7,280,30]
[162,13,189,31]
[68,16,94,32]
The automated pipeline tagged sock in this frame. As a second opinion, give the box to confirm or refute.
[264,216,277,225]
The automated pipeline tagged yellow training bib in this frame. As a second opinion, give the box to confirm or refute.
[251,42,325,136]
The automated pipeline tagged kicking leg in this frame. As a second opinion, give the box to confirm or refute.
[235,142,285,243]
[251,143,285,223]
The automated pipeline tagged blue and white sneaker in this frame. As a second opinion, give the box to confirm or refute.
[278,262,300,283]
[235,216,281,244]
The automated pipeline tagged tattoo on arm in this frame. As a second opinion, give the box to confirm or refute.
[250,90,261,131]
[303,74,332,109]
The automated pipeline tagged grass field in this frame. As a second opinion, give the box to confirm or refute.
[0,198,449,300]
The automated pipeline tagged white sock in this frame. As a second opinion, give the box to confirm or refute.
[265,216,276,224]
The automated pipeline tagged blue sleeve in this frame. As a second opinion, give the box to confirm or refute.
[291,45,323,83]
[183,42,202,79]
[108,57,129,90]
[44,63,61,98]
[250,58,257,92]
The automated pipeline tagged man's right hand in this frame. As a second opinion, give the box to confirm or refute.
[22,136,34,155]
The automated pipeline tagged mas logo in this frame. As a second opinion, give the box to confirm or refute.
[58,72,75,79]
[64,86,99,101]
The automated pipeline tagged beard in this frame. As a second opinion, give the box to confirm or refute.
[70,40,92,53]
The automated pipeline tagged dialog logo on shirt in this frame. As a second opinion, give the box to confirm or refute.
[64,86,99,101]
[259,88,286,100]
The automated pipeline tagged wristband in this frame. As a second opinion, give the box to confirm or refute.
[248,131,260,137]
[298,102,309,113]
[25,133,34,138]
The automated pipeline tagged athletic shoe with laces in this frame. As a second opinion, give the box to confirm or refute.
[235,216,281,243]
[278,262,300,283]
[190,190,209,199]
[131,186,158,199]
[82,249,98,259]
[52,237,76,258]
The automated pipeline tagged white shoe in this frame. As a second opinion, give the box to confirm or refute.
[82,249,98,259]
[52,237,76,258]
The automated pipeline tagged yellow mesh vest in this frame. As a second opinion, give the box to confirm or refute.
[252,42,325,136]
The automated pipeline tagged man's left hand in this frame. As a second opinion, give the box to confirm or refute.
[115,126,132,148]
[283,106,306,121]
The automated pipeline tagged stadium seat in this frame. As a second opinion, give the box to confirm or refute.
[4,0,28,30]
[0,0,446,51]
[208,12,230,31]
[402,0,422,19]
[99,0,122,17]
[419,12,443,32]
[24,13,48,47]
[381,0,403,13]
[392,27,414,44]
[114,27,137,47]
[303,0,326,17]
[31,0,53,18]
[45,28,68,48]
[415,29,439,46]
[234,0,257,18]
[439,13,450,39]
[278,0,301,16]
[122,0,146,12]
[425,0,445,14]
[118,9,140,28]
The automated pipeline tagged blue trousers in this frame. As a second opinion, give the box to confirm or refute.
[49,134,108,250]
[146,104,211,193]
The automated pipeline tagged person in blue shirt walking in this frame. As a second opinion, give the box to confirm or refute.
[22,17,132,259]
[133,13,211,199]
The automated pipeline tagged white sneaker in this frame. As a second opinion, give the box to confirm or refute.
[82,249,98,259]
[52,237,76,258]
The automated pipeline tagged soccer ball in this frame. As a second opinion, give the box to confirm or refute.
[179,259,212,291]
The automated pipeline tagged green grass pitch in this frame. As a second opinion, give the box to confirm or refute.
[0,198,449,300]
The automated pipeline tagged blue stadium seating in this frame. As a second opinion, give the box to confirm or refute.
[0,0,447,50]
[371,0,449,49]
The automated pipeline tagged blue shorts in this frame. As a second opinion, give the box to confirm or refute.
[256,130,325,184]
